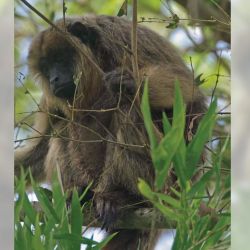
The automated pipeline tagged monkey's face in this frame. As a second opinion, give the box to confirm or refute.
[28,30,77,100]
[28,18,101,101]
[39,47,76,99]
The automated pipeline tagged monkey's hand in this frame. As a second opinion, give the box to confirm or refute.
[103,68,136,96]
[94,191,136,232]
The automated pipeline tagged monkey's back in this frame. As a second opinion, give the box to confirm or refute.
[55,14,191,74]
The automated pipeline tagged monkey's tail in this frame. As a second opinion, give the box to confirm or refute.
[103,229,159,250]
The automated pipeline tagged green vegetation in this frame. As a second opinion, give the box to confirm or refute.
[139,82,230,249]
[15,170,116,250]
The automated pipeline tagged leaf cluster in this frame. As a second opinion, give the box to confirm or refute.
[139,82,230,249]
[15,171,115,250]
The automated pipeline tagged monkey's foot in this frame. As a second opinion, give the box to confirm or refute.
[94,191,132,232]
[103,69,136,96]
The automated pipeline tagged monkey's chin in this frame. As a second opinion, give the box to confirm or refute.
[54,84,76,100]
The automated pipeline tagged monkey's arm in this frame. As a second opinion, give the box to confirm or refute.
[103,65,204,109]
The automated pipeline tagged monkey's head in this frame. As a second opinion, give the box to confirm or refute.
[27,17,104,107]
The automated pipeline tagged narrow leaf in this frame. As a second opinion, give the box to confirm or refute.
[186,100,217,178]
[187,170,214,198]
[71,190,83,237]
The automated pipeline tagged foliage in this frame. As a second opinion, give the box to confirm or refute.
[139,82,230,250]
[15,171,116,250]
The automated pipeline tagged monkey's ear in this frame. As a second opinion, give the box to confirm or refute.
[68,21,99,48]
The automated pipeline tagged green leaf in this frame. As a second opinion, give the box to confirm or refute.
[170,187,181,198]
[201,216,230,248]
[51,171,68,226]
[187,169,214,198]
[214,135,230,195]
[14,169,27,223]
[138,179,180,219]
[186,100,217,178]
[162,113,187,187]
[162,112,171,134]
[156,193,181,209]
[15,223,31,250]
[195,73,206,86]
[172,138,188,189]
[15,223,27,250]
[93,233,118,250]
[22,192,37,225]
[71,190,83,246]
[154,203,179,219]
[224,174,231,190]
[30,172,59,224]
[153,81,186,189]
[117,0,127,16]
[138,178,155,201]
[47,172,70,238]
[172,223,189,250]
[79,181,93,204]
[192,215,211,240]
[51,171,64,208]
[163,112,188,188]
[32,215,44,250]
[54,233,98,245]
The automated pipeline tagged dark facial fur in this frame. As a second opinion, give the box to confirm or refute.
[37,39,76,99]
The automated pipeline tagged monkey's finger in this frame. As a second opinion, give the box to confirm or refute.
[95,198,105,219]
[103,201,119,232]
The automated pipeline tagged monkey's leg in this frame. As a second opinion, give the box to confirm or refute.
[94,125,158,250]
[94,102,153,230]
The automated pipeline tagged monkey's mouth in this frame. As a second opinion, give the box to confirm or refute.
[53,82,76,99]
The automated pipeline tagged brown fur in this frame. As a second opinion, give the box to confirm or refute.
[15,14,205,249]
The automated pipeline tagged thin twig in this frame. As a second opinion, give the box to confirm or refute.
[129,0,141,116]
[62,0,67,29]
[211,50,223,103]
[139,16,230,26]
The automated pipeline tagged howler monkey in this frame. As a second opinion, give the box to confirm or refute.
[15,14,205,250]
